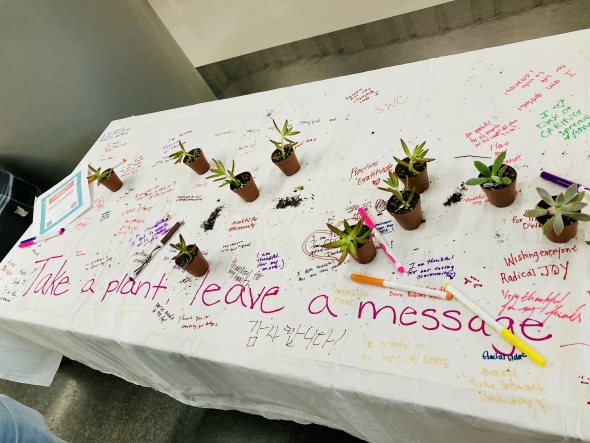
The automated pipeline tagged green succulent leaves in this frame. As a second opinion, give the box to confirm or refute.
[270,119,299,162]
[87,165,113,186]
[377,171,416,209]
[393,139,434,175]
[523,184,590,235]
[465,151,512,188]
[168,141,199,164]
[171,234,198,263]
[322,219,372,266]
[206,159,241,188]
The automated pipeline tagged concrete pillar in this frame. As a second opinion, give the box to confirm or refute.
[0,0,216,190]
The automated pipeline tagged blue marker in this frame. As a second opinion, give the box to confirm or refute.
[20,228,65,244]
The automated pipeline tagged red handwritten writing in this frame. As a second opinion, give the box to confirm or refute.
[503,245,577,266]
[75,217,92,230]
[499,289,584,325]
[229,217,258,232]
[119,156,143,178]
[350,161,394,186]
[345,87,379,103]
[94,196,105,210]
[466,120,519,148]
[500,261,569,283]
[517,93,542,111]
[503,72,534,95]
[102,141,127,153]
[375,95,408,113]
[134,182,176,201]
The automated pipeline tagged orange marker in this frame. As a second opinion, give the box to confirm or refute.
[350,274,452,300]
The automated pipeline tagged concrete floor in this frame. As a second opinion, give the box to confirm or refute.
[1,1,590,442]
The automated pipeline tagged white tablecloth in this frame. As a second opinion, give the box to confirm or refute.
[1,29,590,442]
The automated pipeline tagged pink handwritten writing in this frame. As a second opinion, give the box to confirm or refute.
[308,295,338,317]
[499,289,583,325]
[22,255,69,297]
[100,273,167,303]
[190,270,284,314]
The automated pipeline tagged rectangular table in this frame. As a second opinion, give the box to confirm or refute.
[1,29,590,443]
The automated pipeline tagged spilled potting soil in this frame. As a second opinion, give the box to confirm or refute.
[202,206,223,231]
[276,195,302,209]
[443,182,467,207]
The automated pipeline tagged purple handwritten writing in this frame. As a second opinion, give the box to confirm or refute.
[256,252,284,271]
[129,219,169,248]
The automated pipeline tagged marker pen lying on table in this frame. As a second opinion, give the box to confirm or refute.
[88,158,127,183]
[19,229,65,248]
[444,284,546,367]
[350,274,452,300]
[20,228,65,244]
[129,221,182,281]
[540,171,590,193]
[357,208,405,273]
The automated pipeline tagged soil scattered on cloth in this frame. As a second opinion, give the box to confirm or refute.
[443,182,468,207]
[276,195,302,209]
[201,206,223,231]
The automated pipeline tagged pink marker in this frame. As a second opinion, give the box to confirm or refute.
[358,207,405,273]
[19,229,65,248]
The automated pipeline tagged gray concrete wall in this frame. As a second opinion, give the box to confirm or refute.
[198,0,571,98]
[0,0,216,191]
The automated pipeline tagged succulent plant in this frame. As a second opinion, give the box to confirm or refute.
[523,184,590,235]
[322,219,372,266]
[171,234,198,265]
[378,171,416,209]
[465,151,512,188]
[87,166,113,186]
[168,141,200,164]
[206,159,241,187]
[270,119,299,161]
[393,139,434,175]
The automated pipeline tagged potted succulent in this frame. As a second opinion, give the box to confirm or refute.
[171,234,209,277]
[270,119,300,176]
[378,171,422,230]
[206,159,259,202]
[322,219,376,265]
[168,141,210,175]
[465,151,517,208]
[87,165,122,192]
[523,184,590,243]
[393,139,434,194]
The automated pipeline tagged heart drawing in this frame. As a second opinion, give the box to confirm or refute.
[372,178,380,186]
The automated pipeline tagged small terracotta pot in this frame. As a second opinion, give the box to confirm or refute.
[176,248,209,277]
[231,172,259,202]
[387,193,423,230]
[100,169,123,192]
[354,236,377,264]
[395,159,429,194]
[272,149,300,176]
[184,149,210,175]
[480,165,517,208]
[535,198,578,243]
